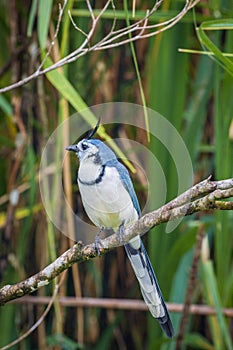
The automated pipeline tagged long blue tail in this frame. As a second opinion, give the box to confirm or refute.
[124,236,174,338]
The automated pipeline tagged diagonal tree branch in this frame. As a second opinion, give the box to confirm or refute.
[0,177,232,306]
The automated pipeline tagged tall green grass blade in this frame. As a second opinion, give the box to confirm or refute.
[165,249,193,350]
[27,0,38,37]
[214,59,233,304]
[197,20,233,77]
[123,0,150,141]
[184,55,214,163]
[201,260,233,350]
[146,17,192,345]
[17,146,37,264]
[60,0,75,58]
[38,0,53,49]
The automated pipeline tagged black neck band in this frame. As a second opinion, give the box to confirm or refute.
[78,165,106,186]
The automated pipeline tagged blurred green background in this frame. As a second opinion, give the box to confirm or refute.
[0,0,233,349]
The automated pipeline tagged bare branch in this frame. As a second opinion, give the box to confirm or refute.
[11,296,233,317]
[0,0,201,93]
[0,177,232,306]
[86,0,95,22]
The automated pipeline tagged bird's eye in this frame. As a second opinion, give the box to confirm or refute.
[81,143,89,151]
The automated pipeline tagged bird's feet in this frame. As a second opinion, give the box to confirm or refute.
[117,221,125,244]
[94,228,104,256]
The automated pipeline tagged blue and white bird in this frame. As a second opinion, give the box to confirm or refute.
[66,122,174,338]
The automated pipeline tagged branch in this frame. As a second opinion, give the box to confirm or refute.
[0,0,201,93]
[11,297,233,317]
[0,177,232,306]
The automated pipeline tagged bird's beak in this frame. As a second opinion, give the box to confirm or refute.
[66,145,78,153]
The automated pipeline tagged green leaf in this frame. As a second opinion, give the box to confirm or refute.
[123,0,150,142]
[201,260,233,350]
[38,0,53,48]
[27,0,38,37]
[197,19,233,77]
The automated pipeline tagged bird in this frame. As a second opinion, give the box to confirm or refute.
[66,121,174,338]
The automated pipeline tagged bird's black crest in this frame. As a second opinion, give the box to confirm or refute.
[87,118,101,139]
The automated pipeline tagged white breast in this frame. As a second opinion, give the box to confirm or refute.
[78,158,102,183]
[78,166,138,230]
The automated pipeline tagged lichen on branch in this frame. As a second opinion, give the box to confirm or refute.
[0,177,232,306]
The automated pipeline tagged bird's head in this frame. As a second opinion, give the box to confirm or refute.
[66,138,99,162]
[66,120,116,165]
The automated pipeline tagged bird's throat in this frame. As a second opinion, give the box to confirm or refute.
[78,161,105,185]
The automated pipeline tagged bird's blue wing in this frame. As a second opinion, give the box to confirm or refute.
[106,159,141,217]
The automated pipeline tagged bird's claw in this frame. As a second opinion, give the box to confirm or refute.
[94,229,104,256]
[117,221,125,244]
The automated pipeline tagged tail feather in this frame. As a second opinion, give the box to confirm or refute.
[124,237,174,338]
